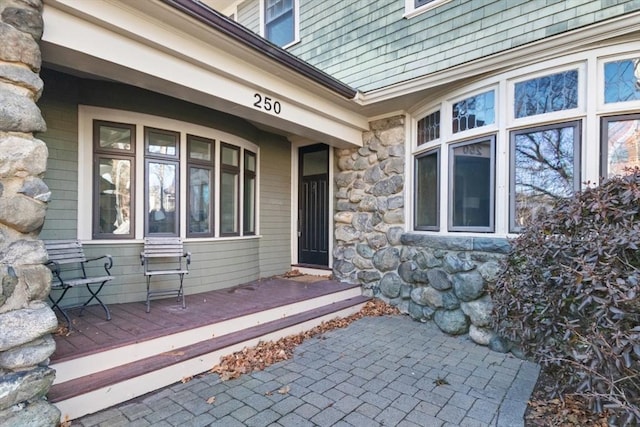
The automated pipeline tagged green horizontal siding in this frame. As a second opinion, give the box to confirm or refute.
[237,0,260,34]
[38,69,293,306]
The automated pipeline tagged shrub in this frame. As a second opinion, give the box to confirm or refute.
[491,170,640,425]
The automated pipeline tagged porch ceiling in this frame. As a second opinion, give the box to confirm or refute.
[41,0,369,148]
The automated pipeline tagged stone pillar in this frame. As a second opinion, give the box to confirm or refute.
[0,0,61,425]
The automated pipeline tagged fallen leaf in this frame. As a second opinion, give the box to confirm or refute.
[206,396,216,404]
[181,376,192,384]
[278,385,290,394]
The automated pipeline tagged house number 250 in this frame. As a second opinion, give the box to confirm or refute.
[253,93,281,115]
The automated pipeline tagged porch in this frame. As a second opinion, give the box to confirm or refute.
[47,275,368,421]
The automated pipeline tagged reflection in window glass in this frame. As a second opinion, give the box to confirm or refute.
[417,111,440,145]
[244,152,256,235]
[147,161,177,234]
[450,138,494,231]
[511,122,580,231]
[604,58,640,103]
[99,124,132,151]
[452,91,494,133]
[146,128,178,156]
[189,136,212,161]
[222,144,239,166]
[97,157,132,235]
[415,150,439,230]
[221,171,238,234]
[514,70,578,118]
[189,167,211,234]
[602,115,640,178]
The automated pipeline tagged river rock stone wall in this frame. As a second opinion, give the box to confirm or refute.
[333,115,510,350]
[0,1,60,426]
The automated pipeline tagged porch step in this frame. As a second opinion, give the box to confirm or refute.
[49,294,369,420]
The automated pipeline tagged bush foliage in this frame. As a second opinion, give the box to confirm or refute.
[491,170,640,425]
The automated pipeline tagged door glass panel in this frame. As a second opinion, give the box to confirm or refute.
[302,149,328,176]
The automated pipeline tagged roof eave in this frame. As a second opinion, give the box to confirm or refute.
[159,0,358,100]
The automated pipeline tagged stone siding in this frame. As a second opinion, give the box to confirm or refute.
[0,0,60,425]
[333,115,509,349]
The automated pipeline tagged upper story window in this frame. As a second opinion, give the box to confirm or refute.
[405,0,453,18]
[265,0,297,47]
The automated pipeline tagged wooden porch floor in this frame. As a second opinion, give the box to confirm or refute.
[52,275,358,364]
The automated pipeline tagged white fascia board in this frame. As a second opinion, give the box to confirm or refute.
[360,10,640,106]
[42,0,367,147]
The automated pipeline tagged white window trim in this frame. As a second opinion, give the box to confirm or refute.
[78,105,259,242]
[404,0,453,19]
[597,52,640,113]
[259,0,300,48]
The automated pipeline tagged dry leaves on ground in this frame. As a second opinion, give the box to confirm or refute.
[209,299,399,381]
[525,369,610,426]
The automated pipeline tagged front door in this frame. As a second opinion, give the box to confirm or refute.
[298,144,329,266]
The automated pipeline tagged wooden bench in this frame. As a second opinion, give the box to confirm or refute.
[45,240,114,328]
[140,237,191,313]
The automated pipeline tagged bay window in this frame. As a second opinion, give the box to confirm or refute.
[86,109,257,240]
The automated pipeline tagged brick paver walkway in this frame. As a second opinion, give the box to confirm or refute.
[73,315,540,426]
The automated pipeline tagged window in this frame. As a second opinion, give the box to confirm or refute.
[452,90,495,133]
[510,121,581,232]
[244,151,256,235]
[85,108,258,240]
[514,70,578,118]
[92,120,135,239]
[405,0,453,17]
[145,127,179,236]
[449,137,495,232]
[187,135,214,237]
[265,0,296,47]
[417,111,440,145]
[601,114,640,178]
[415,149,439,230]
[220,143,240,236]
[604,58,640,103]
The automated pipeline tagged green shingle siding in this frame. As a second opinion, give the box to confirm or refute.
[278,0,640,91]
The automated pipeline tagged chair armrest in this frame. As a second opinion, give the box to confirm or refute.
[85,254,113,274]
[45,259,61,278]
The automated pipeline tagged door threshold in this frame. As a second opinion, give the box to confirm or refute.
[291,265,332,276]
